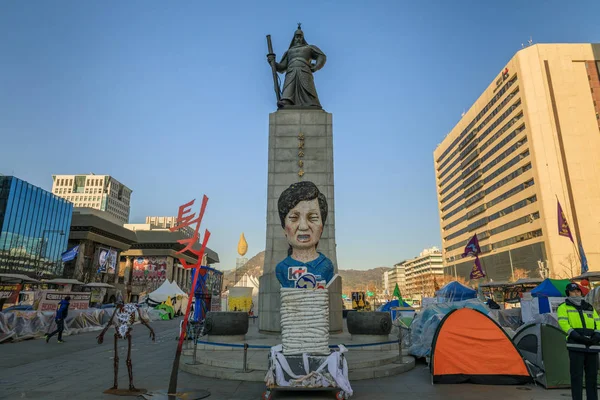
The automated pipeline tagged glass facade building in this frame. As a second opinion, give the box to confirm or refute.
[0,176,73,277]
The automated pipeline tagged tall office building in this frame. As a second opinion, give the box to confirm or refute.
[383,262,407,297]
[403,247,444,299]
[52,174,132,224]
[0,176,72,277]
[434,44,600,281]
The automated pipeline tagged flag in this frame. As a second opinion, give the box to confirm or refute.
[579,241,589,274]
[61,245,79,262]
[557,200,574,242]
[470,255,486,280]
[392,283,403,303]
[462,234,481,258]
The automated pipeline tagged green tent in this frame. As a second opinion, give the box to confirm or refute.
[513,323,600,388]
[155,303,174,320]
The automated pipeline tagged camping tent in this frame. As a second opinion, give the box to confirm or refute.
[378,299,414,326]
[430,308,531,385]
[435,281,477,302]
[148,280,183,304]
[378,299,412,311]
[513,323,570,388]
[513,323,600,389]
[408,299,490,358]
[530,279,571,297]
[168,281,188,296]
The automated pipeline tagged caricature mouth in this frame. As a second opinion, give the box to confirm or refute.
[297,234,311,242]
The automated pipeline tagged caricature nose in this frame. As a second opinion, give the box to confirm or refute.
[298,217,309,230]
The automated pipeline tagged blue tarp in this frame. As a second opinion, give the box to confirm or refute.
[378,299,412,311]
[435,281,477,302]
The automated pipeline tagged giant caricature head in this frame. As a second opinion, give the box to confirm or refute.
[278,181,328,256]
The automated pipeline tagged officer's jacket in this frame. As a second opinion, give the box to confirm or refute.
[557,298,600,352]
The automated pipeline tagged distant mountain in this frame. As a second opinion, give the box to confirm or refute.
[222,251,265,289]
[221,251,390,295]
[338,267,391,294]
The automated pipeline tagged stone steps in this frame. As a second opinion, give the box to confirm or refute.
[349,357,415,380]
[180,359,266,382]
[188,341,400,352]
[179,350,415,382]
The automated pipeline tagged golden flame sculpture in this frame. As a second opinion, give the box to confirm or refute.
[237,232,248,256]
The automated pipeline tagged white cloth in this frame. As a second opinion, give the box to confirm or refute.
[265,344,353,397]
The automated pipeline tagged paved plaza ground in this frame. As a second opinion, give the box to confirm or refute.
[0,318,576,399]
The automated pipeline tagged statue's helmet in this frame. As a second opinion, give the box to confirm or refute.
[289,23,308,48]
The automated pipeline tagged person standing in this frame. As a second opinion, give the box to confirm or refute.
[46,296,71,343]
[557,283,600,400]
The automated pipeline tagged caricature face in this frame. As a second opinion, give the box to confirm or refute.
[283,198,323,250]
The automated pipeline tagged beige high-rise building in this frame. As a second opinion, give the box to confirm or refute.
[52,174,132,224]
[384,261,407,297]
[434,43,600,281]
[404,247,444,299]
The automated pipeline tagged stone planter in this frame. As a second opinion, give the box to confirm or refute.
[205,311,249,341]
[347,311,392,337]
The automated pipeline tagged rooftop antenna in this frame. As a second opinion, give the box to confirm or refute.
[528,36,533,46]
[461,109,466,117]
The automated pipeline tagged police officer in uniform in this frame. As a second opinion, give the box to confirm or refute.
[557,282,600,400]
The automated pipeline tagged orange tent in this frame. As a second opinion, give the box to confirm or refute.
[430,308,531,385]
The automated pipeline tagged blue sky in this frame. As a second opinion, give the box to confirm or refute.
[1,1,599,271]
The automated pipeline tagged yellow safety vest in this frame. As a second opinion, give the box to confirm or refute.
[557,301,600,352]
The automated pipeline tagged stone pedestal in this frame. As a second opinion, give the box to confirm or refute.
[259,109,342,333]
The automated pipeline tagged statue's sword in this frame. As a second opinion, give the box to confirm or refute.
[266,35,281,103]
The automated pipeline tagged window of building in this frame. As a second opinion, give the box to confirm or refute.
[436,75,518,168]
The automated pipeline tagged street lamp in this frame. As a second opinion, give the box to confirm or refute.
[36,229,65,277]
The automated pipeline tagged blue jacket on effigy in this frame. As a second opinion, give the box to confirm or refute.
[275,253,334,288]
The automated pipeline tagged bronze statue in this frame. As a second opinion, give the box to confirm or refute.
[97,301,155,393]
[267,24,327,109]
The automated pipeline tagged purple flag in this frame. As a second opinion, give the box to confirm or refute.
[470,255,486,280]
[462,234,481,258]
[557,200,574,242]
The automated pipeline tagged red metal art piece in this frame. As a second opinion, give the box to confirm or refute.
[166,196,212,399]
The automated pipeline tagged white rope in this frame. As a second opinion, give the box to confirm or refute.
[280,288,330,355]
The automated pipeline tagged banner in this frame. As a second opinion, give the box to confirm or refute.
[579,241,589,274]
[96,247,117,274]
[37,291,91,311]
[0,284,22,304]
[61,245,80,262]
[463,234,481,258]
[133,256,168,284]
[469,255,486,280]
[228,287,253,312]
[557,200,574,242]
[90,288,106,303]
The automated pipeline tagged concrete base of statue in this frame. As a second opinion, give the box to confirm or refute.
[258,108,342,333]
[180,318,415,381]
